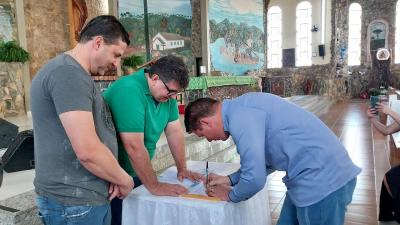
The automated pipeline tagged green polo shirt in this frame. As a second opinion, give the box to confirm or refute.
[103,69,179,177]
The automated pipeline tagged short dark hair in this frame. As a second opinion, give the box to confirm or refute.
[78,15,130,46]
[148,55,189,89]
[184,98,219,133]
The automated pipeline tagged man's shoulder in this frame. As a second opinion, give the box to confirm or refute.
[35,54,88,80]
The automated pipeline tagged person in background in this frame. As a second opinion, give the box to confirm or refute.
[103,55,202,225]
[367,103,400,223]
[30,15,134,225]
[185,92,361,225]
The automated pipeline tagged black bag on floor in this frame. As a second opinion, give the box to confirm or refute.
[1,129,34,173]
[0,118,18,148]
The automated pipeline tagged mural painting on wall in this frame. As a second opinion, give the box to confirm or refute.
[119,0,194,72]
[0,4,14,42]
[369,22,386,51]
[209,0,265,75]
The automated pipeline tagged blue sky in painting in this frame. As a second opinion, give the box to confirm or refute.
[119,0,192,17]
[209,0,263,30]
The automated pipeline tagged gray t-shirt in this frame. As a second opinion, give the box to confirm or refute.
[30,53,118,205]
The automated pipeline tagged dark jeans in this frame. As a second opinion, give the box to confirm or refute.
[111,176,142,225]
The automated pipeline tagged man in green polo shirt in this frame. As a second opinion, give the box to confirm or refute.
[103,55,202,225]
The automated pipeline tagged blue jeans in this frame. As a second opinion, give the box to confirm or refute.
[277,178,357,225]
[36,195,111,225]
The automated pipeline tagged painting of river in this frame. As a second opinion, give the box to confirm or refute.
[209,0,264,75]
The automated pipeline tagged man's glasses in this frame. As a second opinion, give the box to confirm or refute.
[160,78,183,97]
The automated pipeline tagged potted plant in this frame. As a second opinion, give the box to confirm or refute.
[0,40,30,63]
[122,55,144,75]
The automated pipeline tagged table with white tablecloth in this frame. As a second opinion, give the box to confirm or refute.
[122,161,271,225]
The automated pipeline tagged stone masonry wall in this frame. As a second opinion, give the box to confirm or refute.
[25,0,111,79]
[0,62,25,117]
[24,0,69,79]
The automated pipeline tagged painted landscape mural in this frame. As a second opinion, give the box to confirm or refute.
[209,0,264,75]
[119,0,194,72]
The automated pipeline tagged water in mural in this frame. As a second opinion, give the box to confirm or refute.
[0,5,13,42]
[119,0,193,72]
[209,0,265,75]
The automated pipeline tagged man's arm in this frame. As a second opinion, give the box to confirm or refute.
[164,120,186,172]
[165,120,204,182]
[60,111,134,197]
[119,132,188,196]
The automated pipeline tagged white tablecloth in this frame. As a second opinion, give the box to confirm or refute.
[122,161,271,225]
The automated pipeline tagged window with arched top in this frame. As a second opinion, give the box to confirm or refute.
[296,1,312,67]
[396,1,400,63]
[348,3,362,66]
[267,6,282,68]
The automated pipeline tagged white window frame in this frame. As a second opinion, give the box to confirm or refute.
[267,6,282,68]
[348,3,362,66]
[396,1,400,63]
[296,1,312,67]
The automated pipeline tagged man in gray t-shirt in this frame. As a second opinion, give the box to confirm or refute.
[30,15,134,225]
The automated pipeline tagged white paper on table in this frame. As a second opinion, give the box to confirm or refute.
[158,167,206,195]
[157,161,240,195]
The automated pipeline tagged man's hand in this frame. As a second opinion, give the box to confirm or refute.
[150,182,188,196]
[118,177,135,199]
[206,184,231,201]
[206,173,231,187]
[109,177,135,200]
[109,183,121,200]
[177,169,204,182]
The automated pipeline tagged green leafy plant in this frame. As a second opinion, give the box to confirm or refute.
[368,88,380,96]
[0,41,30,63]
[122,55,144,69]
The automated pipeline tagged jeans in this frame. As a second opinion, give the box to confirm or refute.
[111,176,142,225]
[36,195,111,225]
[277,178,357,225]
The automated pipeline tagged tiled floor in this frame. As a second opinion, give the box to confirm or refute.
[267,100,399,225]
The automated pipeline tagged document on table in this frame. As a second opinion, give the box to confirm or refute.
[158,167,206,195]
[157,161,240,196]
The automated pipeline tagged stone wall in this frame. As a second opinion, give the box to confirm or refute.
[24,0,69,78]
[24,0,111,79]
[184,84,259,103]
[0,62,25,117]
[86,0,109,20]
[190,0,202,58]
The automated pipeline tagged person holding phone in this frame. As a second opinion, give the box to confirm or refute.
[367,102,400,223]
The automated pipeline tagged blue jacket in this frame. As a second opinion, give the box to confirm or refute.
[224,93,361,206]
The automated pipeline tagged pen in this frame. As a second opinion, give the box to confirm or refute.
[206,161,209,186]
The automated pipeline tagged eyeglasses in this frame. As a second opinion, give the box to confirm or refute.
[160,78,183,96]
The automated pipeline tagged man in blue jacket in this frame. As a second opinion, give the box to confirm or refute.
[184,93,361,225]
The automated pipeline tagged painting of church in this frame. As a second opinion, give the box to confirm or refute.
[152,32,185,51]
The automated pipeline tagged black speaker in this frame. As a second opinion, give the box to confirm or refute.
[0,118,18,148]
[1,130,34,173]
[318,44,325,57]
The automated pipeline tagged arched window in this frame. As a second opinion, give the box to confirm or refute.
[267,6,282,68]
[296,1,312,67]
[396,1,400,63]
[348,3,362,66]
